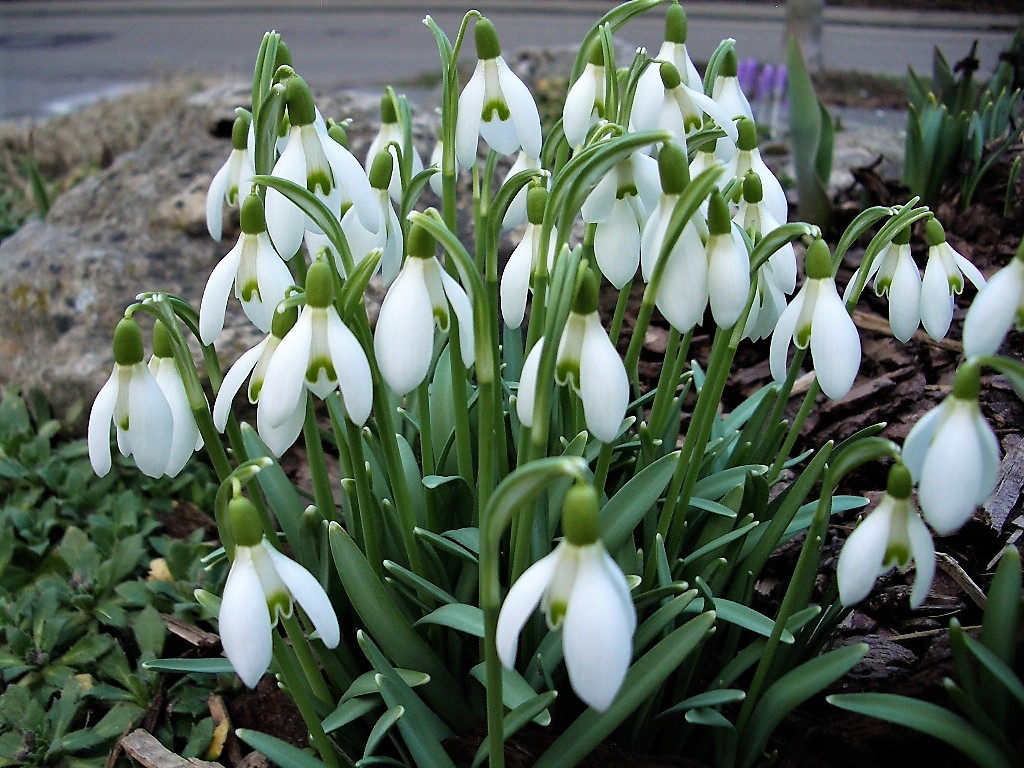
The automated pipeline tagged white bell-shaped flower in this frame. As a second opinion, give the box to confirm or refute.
[500,151,543,230]
[847,226,922,343]
[497,483,636,712]
[563,45,607,149]
[207,113,255,242]
[837,463,935,608]
[902,363,1000,535]
[728,118,788,226]
[88,318,174,478]
[770,239,861,400]
[219,494,340,688]
[631,61,737,148]
[456,18,542,168]
[641,142,709,332]
[374,224,475,396]
[200,194,295,344]
[259,260,373,429]
[963,241,1024,357]
[581,151,661,289]
[213,304,306,457]
[517,272,628,443]
[920,219,985,341]
[365,93,425,204]
[501,186,558,329]
[734,170,796,293]
[704,189,751,328]
[634,3,703,102]
[147,321,204,478]
[711,47,753,162]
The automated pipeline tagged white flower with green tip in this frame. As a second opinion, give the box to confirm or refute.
[456,17,542,168]
[366,93,424,204]
[631,61,737,148]
[728,118,787,226]
[207,113,254,242]
[920,219,985,341]
[635,3,704,107]
[147,321,204,478]
[847,226,921,343]
[220,495,340,688]
[501,185,557,329]
[497,484,636,712]
[562,44,607,148]
[704,189,751,329]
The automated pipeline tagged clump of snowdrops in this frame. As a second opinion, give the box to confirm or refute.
[86,2,1024,766]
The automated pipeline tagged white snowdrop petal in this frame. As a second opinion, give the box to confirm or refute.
[920,254,954,341]
[265,131,308,259]
[323,137,381,235]
[326,311,373,425]
[810,283,861,400]
[381,203,405,286]
[497,58,542,159]
[749,152,788,225]
[631,152,662,214]
[580,172,617,223]
[972,406,1001,506]
[439,270,476,366]
[594,200,641,290]
[265,545,340,648]
[564,70,600,147]
[901,402,947,482]
[126,366,174,478]
[707,229,750,328]
[496,549,561,668]
[500,234,533,329]
[963,264,1021,357]
[954,252,986,291]
[206,160,230,241]
[199,241,244,345]
[374,261,435,395]
[656,223,708,332]
[919,406,985,535]
[88,371,119,477]
[907,513,936,609]
[456,62,487,168]
[257,393,306,457]
[887,252,922,343]
[689,87,740,143]
[578,315,629,443]
[213,341,267,431]
[769,288,805,383]
[246,237,294,333]
[153,362,199,478]
[220,548,273,688]
[515,339,545,428]
[260,312,314,428]
[837,505,891,607]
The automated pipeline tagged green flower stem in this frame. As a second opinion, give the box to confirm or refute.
[609,283,632,347]
[223,416,278,551]
[271,632,341,768]
[280,612,332,707]
[483,605,506,768]
[416,380,440,531]
[767,375,819,484]
[303,396,337,522]
[593,441,614,492]
[447,321,476,489]
[646,328,690,443]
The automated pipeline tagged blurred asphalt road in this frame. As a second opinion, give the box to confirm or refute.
[0,0,1019,119]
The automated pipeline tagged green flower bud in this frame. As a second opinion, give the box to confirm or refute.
[925,218,947,247]
[573,268,600,315]
[562,482,600,546]
[660,61,682,90]
[273,64,296,85]
[588,41,605,67]
[240,194,267,235]
[112,318,144,366]
[151,320,174,359]
[742,170,763,203]
[327,121,349,148]
[228,494,264,547]
[271,302,299,339]
[951,361,981,400]
[526,185,548,226]
[665,2,688,44]
[475,17,502,61]
[706,190,731,236]
[368,151,394,190]
[231,115,250,150]
[285,75,316,126]
[305,259,335,308]
[658,141,689,195]
[408,222,436,259]
[274,40,293,70]
[891,226,911,246]
[719,48,738,78]
[886,462,913,500]
[736,117,758,151]
[379,93,397,125]
[804,238,833,280]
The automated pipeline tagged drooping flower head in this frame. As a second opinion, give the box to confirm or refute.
[517,270,628,443]
[374,223,475,395]
[258,259,373,428]
[851,225,922,343]
[729,118,787,226]
[219,493,340,688]
[148,320,204,478]
[635,2,703,98]
[89,317,174,478]
[365,93,424,204]
[920,218,985,341]
[563,42,607,149]
[207,112,255,241]
[837,462,935,608]
[501,184,558,329]
[499,150,543,230]
[705,189,751,329]
[963,236,1024,357]
[200,194,295,344]
[456,17,542,168]
[497,482,636,711]
[710,47,753,161]
[902,362,1000,535]
[337,150,404,284]
[631,61,737,149]
[769,238,861,399]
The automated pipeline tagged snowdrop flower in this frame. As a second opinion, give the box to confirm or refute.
[580,151,660,289]
[770,238,861,400]
[366,93,424,204]
[902,363,1000,535]
[963,239,1024,357]
[711,48,753,161]
[517,271,628,443]
[500,150,543,230]
[207,113,254,242]
[631,61,737,148]
[148,321,203,477]
[742,266,788,342]
[837,463,935,609]
[501,185,558,329]
[635,2,703,100]
[333,151,403,284]
[734,170,796,293]
[640,142,709,333]
[220,493,340,688]
[456,17,542,168]
[497,483,636,711]
[200,194,295,344]
[259,259,373,429]
[704,189,751,328]
[89,318,174,478]
[213,304,306,457]
[374,223,474,395]
[846,226,922,343]
[920,219,985,341]
[728,118,787,226]
[563,43,607,149]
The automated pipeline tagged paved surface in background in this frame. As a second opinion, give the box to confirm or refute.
[0,0,1020,119]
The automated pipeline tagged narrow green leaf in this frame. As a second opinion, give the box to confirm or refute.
[471,691,559,768]
[601,451,679,552]
[415,603,484,637]
[691,465,767,501]
[364,706,404,759]
[685,598,794,644]
[322,696,380,733]
[236,729,329,768]
[469,663,553,727]
[661,688,746,717]
[142,658,236,674]
[341,669,431,703]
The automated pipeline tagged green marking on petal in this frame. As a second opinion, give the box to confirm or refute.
[948,274,964,294]
[307,357,337,384]
[556,357,580,388]
[267,591,292,623]
[307,169,333,195]
[795,322,812,349]
[482,99,511,122]
[616,184,638,200]
[548,600,567,628]
[240,280,261,303]
[883,541,911,569]
[433,305,450,331]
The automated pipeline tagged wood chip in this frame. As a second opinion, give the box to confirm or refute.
[935,552,987,610]
[120,729,222,768]
[161,615,220,648]
[984,433,1024,532]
